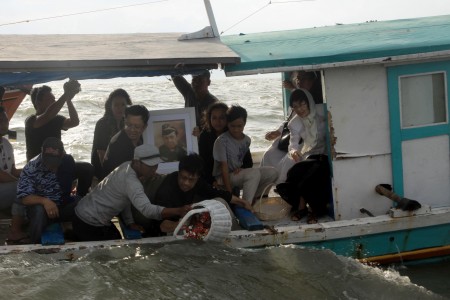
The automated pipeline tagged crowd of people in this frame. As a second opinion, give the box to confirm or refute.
[0,69,331,244]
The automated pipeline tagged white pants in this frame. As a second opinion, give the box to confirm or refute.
[219,167,278,203]
[276,154,296,184]
[260,138,286,168]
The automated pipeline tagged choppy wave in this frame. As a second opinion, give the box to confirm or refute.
[0,243,443,300]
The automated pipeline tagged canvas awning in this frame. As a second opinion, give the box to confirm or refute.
[0,33,240,86]
[221,15,450,76]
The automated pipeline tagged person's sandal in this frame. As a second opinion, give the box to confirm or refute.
[291,208,308,221]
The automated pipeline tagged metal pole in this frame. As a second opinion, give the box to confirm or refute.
[203,0,219,37]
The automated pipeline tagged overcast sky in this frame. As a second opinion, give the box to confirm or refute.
[1,0,449,35]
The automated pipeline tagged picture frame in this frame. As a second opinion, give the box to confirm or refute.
[143,107,198,174]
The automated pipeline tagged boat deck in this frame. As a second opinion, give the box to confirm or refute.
[0,193,334,249]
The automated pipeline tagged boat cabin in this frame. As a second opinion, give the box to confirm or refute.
[222,14,450,220]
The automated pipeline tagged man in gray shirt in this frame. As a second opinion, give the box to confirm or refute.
[73,144,191,241]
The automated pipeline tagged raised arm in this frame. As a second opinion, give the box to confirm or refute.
[282,80,296,92]
[34,79,81,128]
[62,97,80,130]
[171,75,190,94]
[171,75,195,107]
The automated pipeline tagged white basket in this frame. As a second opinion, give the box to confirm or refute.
[173,200,232,242]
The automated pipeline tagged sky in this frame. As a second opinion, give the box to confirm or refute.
[1,0,450,35]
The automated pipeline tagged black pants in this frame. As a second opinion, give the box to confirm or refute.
[72,213,121,241]
[276,156,331,216]
[74,162,94,197]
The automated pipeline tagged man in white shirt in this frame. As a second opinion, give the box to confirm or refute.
[73,144,191,241]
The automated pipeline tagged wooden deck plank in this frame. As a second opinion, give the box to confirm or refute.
[0,33,240,71]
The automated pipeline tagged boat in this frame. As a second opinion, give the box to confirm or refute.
[220,14,450,264]
[0,86,31,120]
[1,2,450,265]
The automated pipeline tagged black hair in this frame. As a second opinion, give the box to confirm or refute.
[30,85,51,108]
[193,69,211,80]
[178,153,204,176]
[289,89,310,109]
[125,105,149,125]
[104,88,132,118]
[0,106,5,114]
[226,104,247,123]
[296,71,318,81]
[203,102,228,132]
[30,87,39,108]
[36,85,52,102]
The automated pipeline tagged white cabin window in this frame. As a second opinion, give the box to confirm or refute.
[400,72,447,128]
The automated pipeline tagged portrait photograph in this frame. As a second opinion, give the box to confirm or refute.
[143,107,198,174]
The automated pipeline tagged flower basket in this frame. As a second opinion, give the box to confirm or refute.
[173,200,232,242]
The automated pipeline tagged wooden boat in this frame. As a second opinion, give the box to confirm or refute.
[1,5,450,264]
[219,14,450,265]
[0,86,30,120]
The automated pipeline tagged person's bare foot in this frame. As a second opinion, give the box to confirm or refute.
[307,212,318,224]
[291,208,308,221]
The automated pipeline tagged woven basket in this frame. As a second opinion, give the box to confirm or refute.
[253,197,292,221]
[173,200,232,242]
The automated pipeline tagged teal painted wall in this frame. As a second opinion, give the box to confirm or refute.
[387,61,450,196]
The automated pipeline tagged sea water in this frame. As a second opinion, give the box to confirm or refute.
[0,243,445,300]
[4,75,450,299]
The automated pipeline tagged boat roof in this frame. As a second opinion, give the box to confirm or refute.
[221,14,450,76]
[0,33,240,86]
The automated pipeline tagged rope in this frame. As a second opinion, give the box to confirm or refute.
[220,0,314,35]
[220,2,271,35]
[0,0,168,27]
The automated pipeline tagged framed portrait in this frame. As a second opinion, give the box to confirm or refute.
[143,107,198,174]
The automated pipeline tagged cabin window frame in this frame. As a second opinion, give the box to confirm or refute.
[399,71,448,128]
[387,60,450,196]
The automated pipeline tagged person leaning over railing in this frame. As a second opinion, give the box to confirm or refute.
[73,144,191,241]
